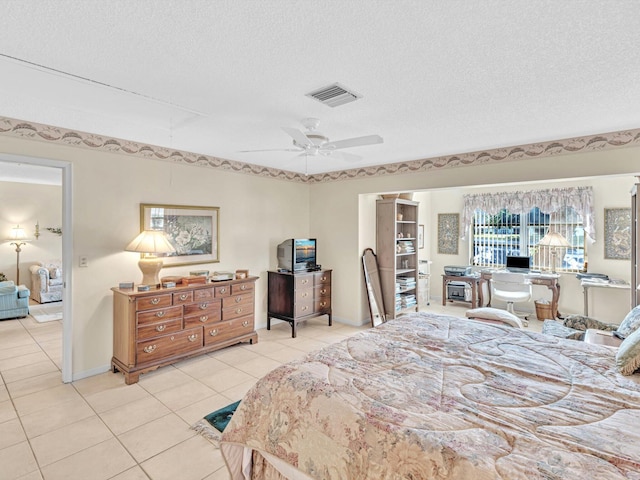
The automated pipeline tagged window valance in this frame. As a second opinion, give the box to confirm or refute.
[461,186,595,240]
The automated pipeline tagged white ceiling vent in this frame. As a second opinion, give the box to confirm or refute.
[305,83,361,108]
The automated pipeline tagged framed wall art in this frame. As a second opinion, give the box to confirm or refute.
[604,207,631,260]
[140,203,220,267]
[438,213,459,255]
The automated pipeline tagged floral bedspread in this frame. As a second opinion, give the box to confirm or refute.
[220,312,640,479]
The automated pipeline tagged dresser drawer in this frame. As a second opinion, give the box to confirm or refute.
[316,285,331,298]
[232,282,254,295]
[315,297,331,313]
[137,318,182,341]
[137,305,183,326]
[294,301,314,317]
[204,316,254,345]
[193,287,215,301]
[295,288,314,302]
[183,298,221,316]
[136,327,203,364]
[135,294,172,311]
[184,310,221,328]
[222,302,254,321]
[214,284,231,297]
[222,292,253,309]
[294,275,314,289]
[314,271,331,286]
[172,291,194,305]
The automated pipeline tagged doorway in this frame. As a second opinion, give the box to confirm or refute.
[0,154,72,383]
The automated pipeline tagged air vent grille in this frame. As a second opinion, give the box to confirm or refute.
[305,83,361,108]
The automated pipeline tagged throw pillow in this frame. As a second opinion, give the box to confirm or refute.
[616,327,640,375]
[616,305,640,339]
[48,267,61,279]
[465,307,523,328]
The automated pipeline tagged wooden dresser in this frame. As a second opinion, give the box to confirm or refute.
[267,270,332,338]
[111,276,258,384]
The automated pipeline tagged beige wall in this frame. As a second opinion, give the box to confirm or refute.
[1,132,639,380]
[0,181,62,288]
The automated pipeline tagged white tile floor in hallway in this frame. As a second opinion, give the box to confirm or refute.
[0,301,544,480]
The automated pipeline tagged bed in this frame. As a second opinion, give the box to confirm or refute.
[220,312,640,479]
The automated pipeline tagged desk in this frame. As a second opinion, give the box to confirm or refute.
[480,271,561,319]
[581,280,630,316]
[442,274,482,308]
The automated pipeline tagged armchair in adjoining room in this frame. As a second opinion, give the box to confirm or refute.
[29,260,63,303]
[0,281,30,320]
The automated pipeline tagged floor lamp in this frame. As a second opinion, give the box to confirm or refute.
[538,230,571,274]
[8,225,30,285]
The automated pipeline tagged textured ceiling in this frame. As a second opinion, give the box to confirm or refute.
[1,1,639,175]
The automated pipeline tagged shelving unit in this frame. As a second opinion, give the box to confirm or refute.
[376,198,420,319]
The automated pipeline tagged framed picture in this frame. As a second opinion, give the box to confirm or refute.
[438,213,459,255]
[604,208,631,260]
[418,224,425,249]
[140,203,220,267]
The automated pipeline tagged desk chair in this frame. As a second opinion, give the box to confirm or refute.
[490,272,532,325]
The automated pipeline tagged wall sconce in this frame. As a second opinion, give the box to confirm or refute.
[7,225,31,284]
[34,221,40,240]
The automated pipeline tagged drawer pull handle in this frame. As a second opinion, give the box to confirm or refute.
[150,298,160,305]
[188,334,199,342]
[143,345,157,353]
[321,276,326,282]
[320,289,326,295]
[199,315,208,322]
[242,321,249,327]
[320,302,327,307]
[236,308,243,314]
[302,306,308,311]
[302,292,308,298]
[240,284,247,290]
[235,296,242,303]
[220,287,226,293]
[179,294,189,300]
[209,329,218,337]
[155,325,166,332]
[155,311,165,318]
[302,279,309,284]
[200,303,208,309]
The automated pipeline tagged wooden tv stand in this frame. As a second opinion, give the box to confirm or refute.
[267,270,332,338]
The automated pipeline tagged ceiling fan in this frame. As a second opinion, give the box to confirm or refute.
[240,118,383,162]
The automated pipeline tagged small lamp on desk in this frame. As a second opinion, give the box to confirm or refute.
[125,230,176,287]
[538,230,571,274]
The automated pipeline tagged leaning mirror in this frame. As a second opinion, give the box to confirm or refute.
[362,248,386,327]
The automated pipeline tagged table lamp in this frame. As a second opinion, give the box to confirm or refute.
[538,230,570,274]
[7,225,30,284]
[125,230,176,287]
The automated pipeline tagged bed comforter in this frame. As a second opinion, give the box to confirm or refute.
[220,312,640,479]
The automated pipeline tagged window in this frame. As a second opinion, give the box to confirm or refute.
[472,206,586,272]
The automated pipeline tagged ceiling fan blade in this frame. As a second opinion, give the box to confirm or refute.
[282,127,312,147]
[330,151,362,162]
[323,134,383,150]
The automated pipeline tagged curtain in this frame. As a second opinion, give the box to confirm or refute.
[461,186,595,240]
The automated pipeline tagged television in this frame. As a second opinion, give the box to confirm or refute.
[506,255,531,271]
[277,238,317,272]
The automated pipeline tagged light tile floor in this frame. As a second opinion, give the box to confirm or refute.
[0,301,544,479]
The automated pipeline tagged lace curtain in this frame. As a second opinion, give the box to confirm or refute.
[461,186,595,240]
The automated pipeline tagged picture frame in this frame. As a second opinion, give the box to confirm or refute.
[604,207,631,260]
[140,203,220,267]
[437,213,459,255]
[418,224,425,249]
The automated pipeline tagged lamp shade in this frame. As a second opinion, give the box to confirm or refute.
[125,230,176,254]
[538,231,571,248]
[7,225,30,242]
[125,230,176,287]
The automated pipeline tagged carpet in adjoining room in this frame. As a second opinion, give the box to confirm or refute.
[29,302,63,323]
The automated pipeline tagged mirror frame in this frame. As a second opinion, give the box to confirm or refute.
[362,248,387,327]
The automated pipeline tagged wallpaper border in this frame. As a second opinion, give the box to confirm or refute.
[1,116,639,184]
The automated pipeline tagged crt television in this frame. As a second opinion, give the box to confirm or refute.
[277,238,317,272]
[506,255,532,271]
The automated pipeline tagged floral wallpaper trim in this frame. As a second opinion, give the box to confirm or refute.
[1,116,639,184]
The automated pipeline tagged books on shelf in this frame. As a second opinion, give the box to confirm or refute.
[397,240,415,253]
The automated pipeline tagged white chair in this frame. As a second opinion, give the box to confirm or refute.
[490,272,532,325]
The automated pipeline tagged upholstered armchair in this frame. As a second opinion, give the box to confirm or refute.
[29,260,63,303]
[0,281,30,320]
